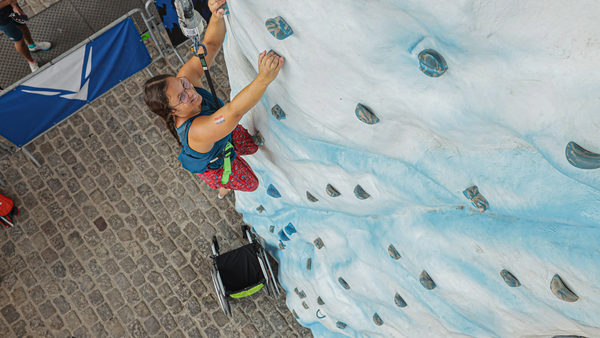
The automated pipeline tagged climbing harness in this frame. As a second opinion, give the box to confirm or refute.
[192,42,234,185]
[175,2,234,185]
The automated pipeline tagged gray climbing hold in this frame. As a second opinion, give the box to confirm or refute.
[338,277,350,290]
[279,229,290,241]
[271,104,286,121]
[306,191,319,202]
[252,131,265,146]
[269,225,274,233]
[326,184,340,197]
[302,301,309,309]
[256,205,265,213]
[550,274,579,302]
[420,270,436,290]
[336,321,347,329]
[278,241,286,250]
[267,184,281,198]
[500,269,521,287]
[317,296,324,305]
[266,16,293,40]
[218,2,229,15]
[314,237,325,249]
[292,310,299,319]
[355,103,380,125]
[267,49,283,58]
[463,185,489,213]
[306,258,312,270]
[294,288,306,299]
[394,293,407,307]
[565,141,600,169]
[388,244,401,260]
[373,313,384,326]
[354,185,371,199]
[418,49,448,77]
[285,223,297,235]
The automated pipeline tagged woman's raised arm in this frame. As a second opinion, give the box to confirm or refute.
[178,0,228,88]
[187,51,284,150]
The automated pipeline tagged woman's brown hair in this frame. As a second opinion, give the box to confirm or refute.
[143,75,183,148]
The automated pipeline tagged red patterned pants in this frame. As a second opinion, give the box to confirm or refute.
[196,125,259,192]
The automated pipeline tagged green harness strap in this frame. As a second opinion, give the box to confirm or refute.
[220,141,234,185]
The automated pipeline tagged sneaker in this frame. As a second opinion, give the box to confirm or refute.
[29,62,39,72]
[29,42,51,52]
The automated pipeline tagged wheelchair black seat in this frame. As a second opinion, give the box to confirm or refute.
[216,244,265,296]
[210,225,280,316]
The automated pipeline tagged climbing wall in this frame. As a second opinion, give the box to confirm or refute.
[220,1,600,337]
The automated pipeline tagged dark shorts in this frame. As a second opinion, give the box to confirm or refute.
[0,19,24,42]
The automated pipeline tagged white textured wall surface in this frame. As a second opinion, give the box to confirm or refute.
[221,1,600,337]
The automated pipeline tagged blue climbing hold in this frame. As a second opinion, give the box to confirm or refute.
[292,310,299,319]
[355,103,380,125]
[269,225,274,233]
[373,313,384,326]
[316,309,326,319]
[394,293,407,307]
[267,184,281,198]
[252,131,265,146]
[565,141,600,169]
[306,258,312,270]
[218,2,229,15]
[256,205,265,213]
[420,270,436,290]
[550,274,579,302]
[278,241,286,250]
[317,296,324,305]
[500,269,521,287]
[326,184,340,197]
[278,229,290,241]
[285,223,297,235]
[336,321,347,329]
[388,244,401,260]
[306,191,319,202]
[338,277,350,290]
[302,301,309,309]
[271,104,286,121]
[463,185,489,213]
[265,16,293,40]
[354,185,371,199]
[314,237,325,249]
[418,49,448,77]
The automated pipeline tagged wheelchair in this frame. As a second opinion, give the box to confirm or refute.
[210,225,280,316]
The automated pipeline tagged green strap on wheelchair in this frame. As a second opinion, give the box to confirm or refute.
[220,141,234,185]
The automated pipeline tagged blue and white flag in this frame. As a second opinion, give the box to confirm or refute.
[0,17,151,147]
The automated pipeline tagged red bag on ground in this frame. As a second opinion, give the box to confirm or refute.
[0,193,19,228]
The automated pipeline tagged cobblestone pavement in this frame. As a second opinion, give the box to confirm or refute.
[17,0,60,18]
[0,39,314,338]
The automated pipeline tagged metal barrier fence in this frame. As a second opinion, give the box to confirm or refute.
[0,8,166,186]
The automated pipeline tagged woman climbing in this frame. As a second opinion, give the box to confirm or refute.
[143,0,284,198]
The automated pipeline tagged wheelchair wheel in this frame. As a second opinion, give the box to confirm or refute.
[211,236,220,255]
[210,265,231,316]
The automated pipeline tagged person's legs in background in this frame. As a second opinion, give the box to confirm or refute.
[0,20,51,72]
[19,24,51,53]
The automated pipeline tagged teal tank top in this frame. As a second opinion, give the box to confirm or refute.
[176,88,236,173]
